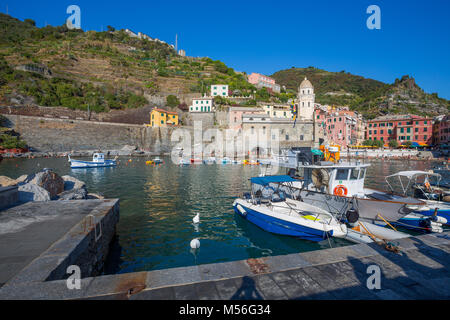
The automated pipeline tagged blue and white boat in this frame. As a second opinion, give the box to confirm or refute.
[258,148,447,233]
[68,153,117,169]
[386,171,450,226]
[233,175,348,242]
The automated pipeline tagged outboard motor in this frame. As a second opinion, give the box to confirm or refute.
[346,208,359,224]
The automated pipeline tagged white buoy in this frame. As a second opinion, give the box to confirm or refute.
[190,238,200,249]
[193,212,200,224]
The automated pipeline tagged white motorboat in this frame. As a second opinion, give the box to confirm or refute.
[68,153,117,169]
[233,175,347,242]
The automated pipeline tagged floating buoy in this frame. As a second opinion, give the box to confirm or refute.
[193,212,200,224]
[190,239,200,249]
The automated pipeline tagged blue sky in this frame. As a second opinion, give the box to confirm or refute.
[2,0,450,99]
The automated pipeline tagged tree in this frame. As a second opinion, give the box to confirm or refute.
[166,95,180,107]
[388,140,399,148]
[107,25,115,32]
[403,141,413,148]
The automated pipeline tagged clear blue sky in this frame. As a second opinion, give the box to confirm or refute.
[2,0,450,99]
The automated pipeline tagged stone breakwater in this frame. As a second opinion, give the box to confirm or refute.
[0,168,103,202]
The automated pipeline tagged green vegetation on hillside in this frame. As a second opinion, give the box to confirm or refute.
[272,67,449,119]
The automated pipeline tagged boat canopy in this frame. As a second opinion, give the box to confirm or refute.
[250,175,297,186]
[386,170,442,195]
[386,171,441,179]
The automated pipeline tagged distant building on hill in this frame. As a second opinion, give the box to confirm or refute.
[247,73,281,93]
[211,85,229,97]
[149,108,179,127]
[189,97,214,113]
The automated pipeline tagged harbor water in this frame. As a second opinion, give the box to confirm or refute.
[0,156,442,274]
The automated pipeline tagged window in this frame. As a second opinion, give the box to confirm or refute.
[317,115,320,119]
[300,135,304,140]
[161,120,164,124]
[424,135,427,140]
[407,128,411,133]
[369,123,372,128]
[161,113,164,116]
[234,117,237,122]
[388,129,392,134]
[263,126,266,134]
[424,127,427,132]
[415,135,419,140]
[400,128,404,133]
[285,134,289,140]
[369,130,372,134]
[350,169,360,180]
[407,136,410,140]
[374,130,377,134]
[152,114,154,119]
[359,168,366,179]
[424,121,427,124]
[251,126,254,134]
[374,123,377,127]
[380,130,384,134]
[336,169,349,181]
[415,128,418,132]
[196,101,198,104]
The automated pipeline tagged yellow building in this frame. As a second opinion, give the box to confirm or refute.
[149,108,179,127]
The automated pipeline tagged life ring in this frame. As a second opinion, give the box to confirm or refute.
[333,185,348,196]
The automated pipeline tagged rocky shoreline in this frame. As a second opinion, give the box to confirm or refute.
[0,169,103,202]
[0,145,170,159]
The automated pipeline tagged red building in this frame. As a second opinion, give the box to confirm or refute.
[433,115,450,146]
[366,114,433,146]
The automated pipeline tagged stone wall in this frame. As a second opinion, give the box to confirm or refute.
[4,115,178,153]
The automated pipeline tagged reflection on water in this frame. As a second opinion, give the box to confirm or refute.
[0,156,442,274]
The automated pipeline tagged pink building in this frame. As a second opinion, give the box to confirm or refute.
[434,115,450,145]
[315,109,363,147]
[228,107,264,130]
[247,73,280,93]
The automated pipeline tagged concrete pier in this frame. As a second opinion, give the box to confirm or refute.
[0,227,448,299]
[0,199,119,289]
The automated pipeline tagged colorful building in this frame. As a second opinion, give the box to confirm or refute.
[366,114,433,146]
[262,104,293,119]
[149,108,179,127]
[433,115,450,145]
[247,73,281,93]
[315,109,363,147]
[228,107,265,130]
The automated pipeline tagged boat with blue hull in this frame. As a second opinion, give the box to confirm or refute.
[386,171,449,227]
[258,147,447,233]
[232,175,348,242]
[68,153,117,169]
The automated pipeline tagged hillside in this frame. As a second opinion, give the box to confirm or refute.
[0,14,261,113]
[272,67,450,119]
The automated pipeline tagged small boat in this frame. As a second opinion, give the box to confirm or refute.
[190,158,202,164]
[386,171,450,226]
[68,153,117,168]
[221,157,233,164]
[153,157,163,164]
[243,159,259,165]
[203,157,216,164]
[233,175,347,242]
[179,158,190,166]
[344,220,410,244]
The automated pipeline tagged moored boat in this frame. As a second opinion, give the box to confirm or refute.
[68,153,117,169]
[233,175,348,242]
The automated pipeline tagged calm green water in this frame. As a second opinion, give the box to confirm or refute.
[0,156,440,274]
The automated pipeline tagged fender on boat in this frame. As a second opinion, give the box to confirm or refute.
[236,204,247,217]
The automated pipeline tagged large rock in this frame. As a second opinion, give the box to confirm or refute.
[61,175,86,191]
[0,176,17,187]
[25,169,64,199]
[58,187,88,200]
[18,183,51,202]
